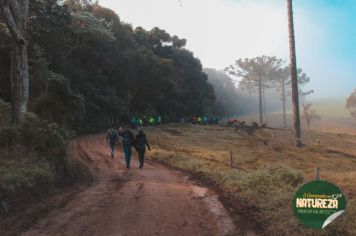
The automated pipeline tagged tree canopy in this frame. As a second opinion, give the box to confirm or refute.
[204,68,240,116]
[0,0,216,131]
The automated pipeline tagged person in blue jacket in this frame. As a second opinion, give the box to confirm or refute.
[119,127,135,168]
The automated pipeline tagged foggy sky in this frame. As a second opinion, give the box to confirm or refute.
[99,0,356,101]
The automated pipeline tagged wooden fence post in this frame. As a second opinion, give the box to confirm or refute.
[229,151,233,169]
[315,167,320,180]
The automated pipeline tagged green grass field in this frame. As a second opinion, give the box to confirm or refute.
[145,124,356,236]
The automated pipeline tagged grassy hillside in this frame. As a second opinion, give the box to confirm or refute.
[145,124,356,235]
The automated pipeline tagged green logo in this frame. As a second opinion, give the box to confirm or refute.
[293,180,346,229]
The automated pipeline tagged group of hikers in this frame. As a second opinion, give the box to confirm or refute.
[130,115,221,127]
[227,118,246,126]
[106,127,151,169]
[188,116,220,125]
[129,114,250,127]
[174,116,220,125]
[130,116,162,129]
[106,115,242,168]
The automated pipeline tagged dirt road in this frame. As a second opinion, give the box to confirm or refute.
[22,134,236,236]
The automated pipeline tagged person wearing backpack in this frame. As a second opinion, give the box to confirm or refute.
[134,129,151,168]
[119,127,135,168]
[106,127,119,158]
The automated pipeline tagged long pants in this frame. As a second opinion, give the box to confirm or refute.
[137,150,145,168]
[123,146,132,167]
[109,141,115,156]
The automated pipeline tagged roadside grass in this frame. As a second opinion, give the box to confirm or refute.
[0,148,55,196]
[0,111,89,211]
[145,124,356,236]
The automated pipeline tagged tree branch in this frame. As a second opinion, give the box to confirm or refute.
[9,0,20,24]
[65,35,81,58]
[0,0,25,44]
[20,0,29,29]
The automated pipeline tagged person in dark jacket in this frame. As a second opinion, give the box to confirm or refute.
[106,127,118,158]
[119,127,135,168]
[134,129,151,168]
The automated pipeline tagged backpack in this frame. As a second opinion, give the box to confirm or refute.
[108,129,118,140]
[122,131,134,147]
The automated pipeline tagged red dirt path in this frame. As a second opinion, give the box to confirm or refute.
[21,134,236,236]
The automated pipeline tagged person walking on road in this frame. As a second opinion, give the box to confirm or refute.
[119,127,135,168]
[134,129,151,168]
[106,127,119,158]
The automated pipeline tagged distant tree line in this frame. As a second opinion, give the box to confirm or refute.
[225,56,312,128]
[203,68,242,116]
[0,0,217,132]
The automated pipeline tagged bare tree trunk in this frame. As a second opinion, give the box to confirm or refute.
[281,79,287,128]
[258,76,263,125]
[287,0,302,147]
[262,84,266,116]
[11,42,29,123]
[1,0,29,124]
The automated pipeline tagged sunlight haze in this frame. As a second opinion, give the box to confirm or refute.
[99,0,356,101]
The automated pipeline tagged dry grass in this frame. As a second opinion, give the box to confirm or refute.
[144,124,356,236]
[240,113,356,135]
